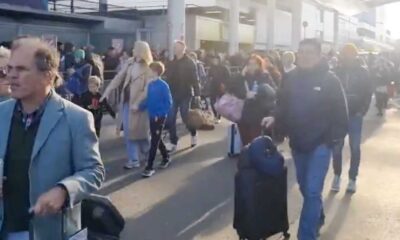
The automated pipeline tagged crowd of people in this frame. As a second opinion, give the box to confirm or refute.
[0,35,399,240]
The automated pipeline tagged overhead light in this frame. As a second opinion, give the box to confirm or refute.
[205,10,222,14]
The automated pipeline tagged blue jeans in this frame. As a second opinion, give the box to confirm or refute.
[332,115,363,180]
[292,144,332,240]
[167,97,197,145]
[122,104,150,163]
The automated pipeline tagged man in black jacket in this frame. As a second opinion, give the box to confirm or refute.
[208,55,230,122]
[331,44,373,193]
[262,39,348,240]
[165,41,201,151]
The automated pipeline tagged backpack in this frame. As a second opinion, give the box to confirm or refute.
[66,64,90,95]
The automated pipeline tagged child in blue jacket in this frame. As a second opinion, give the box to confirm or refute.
[140,61,173,178]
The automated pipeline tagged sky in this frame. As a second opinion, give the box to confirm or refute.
[385,2,400,39]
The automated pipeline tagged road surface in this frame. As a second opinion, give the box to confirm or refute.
[98,102,400,240]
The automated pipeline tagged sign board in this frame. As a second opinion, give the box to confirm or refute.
[41,34,58,49]
[112,39,124,54]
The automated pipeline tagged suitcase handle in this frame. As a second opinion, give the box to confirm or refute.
[28,203,81,240]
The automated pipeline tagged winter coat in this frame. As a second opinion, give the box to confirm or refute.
[165,54,200,101]
[335,61,373,116]
[103,58,153,140]
[275,61,348,153]
[208,64,231,97]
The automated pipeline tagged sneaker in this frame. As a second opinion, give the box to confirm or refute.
[214,118,221,124]
[142,169,155,178]
[123,161,140,169]
[166,143,177,153]
[159,160,171,169]
[347,179,357,193]
[191,135,198,148]
[331,175,341,192]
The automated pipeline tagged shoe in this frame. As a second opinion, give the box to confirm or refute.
[331,175,341,192]
[124,161,140,169]
[214,118,221,124]
[347,179,357,193]
[159,159,171,169]
[191,135,198,148]
[142,169,155,178]
[166,143,177,153]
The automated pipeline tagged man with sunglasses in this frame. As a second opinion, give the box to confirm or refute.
[0,46,10,102]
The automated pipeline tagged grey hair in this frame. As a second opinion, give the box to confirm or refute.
[0,46,10,59]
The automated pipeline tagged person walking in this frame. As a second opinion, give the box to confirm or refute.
[331,43,373,193]
[208,55,230,122]
[281,51,296,80]
[165,41,201,152]
[76,76,116,137]
[0,37,105,240]
[262,39,348,240]
[101,41,153,169]
[238,54,276,145]
[69,49,92,104]
[139,62,173,178]
[0,46,10,102]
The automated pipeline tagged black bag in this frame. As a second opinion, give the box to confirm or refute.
[82,194,125,239]
[233,149,290,240]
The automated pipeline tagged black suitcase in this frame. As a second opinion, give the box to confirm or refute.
[82,194,125,239]
[233,150,290,240]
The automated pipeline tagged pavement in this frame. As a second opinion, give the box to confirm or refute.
[98,101,400,240]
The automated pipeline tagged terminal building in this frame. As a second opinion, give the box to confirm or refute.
[0,0,395,54]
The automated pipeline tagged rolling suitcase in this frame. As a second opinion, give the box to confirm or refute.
[228,123,242,157]
[233,144,290,240]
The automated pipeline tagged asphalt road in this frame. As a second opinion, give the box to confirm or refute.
[98,101,400,240]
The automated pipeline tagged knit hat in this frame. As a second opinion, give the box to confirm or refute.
[340,43,359,59]
[74,49,85,60]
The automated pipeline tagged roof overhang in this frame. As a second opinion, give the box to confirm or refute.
[314,0,399,15]
[0,3,104,24]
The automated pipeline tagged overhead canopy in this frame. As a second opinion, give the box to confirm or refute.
[314,0,399,15]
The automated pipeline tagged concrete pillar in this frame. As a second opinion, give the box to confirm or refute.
[168,0,186,60]
[333,11,339,50]
[99,0,108,14]
[254,6,268,50]
[267,0,276,49]
[229,0,240,56]
[291,0,303,50]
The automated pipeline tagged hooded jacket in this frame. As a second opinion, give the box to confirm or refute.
[275,60,348,153]
[335,59,373,116]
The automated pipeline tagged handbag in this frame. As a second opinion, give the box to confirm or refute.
[188,99,215,130]
[214,93,244,123]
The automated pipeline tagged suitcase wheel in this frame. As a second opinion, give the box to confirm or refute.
[283,232,290,239]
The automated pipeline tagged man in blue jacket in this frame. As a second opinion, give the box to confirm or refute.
[263,39,348,240]
[331,44,373,193]
[0,37,105,240]
[140,61,173,178]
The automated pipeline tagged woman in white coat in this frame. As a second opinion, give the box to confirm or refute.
[102,41,153,169]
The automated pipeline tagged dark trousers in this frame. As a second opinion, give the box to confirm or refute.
[146,117,169,170]
[168,97,197,145]
[375,91,388,114]
[94,118,102,137]
[210,95,220,119]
